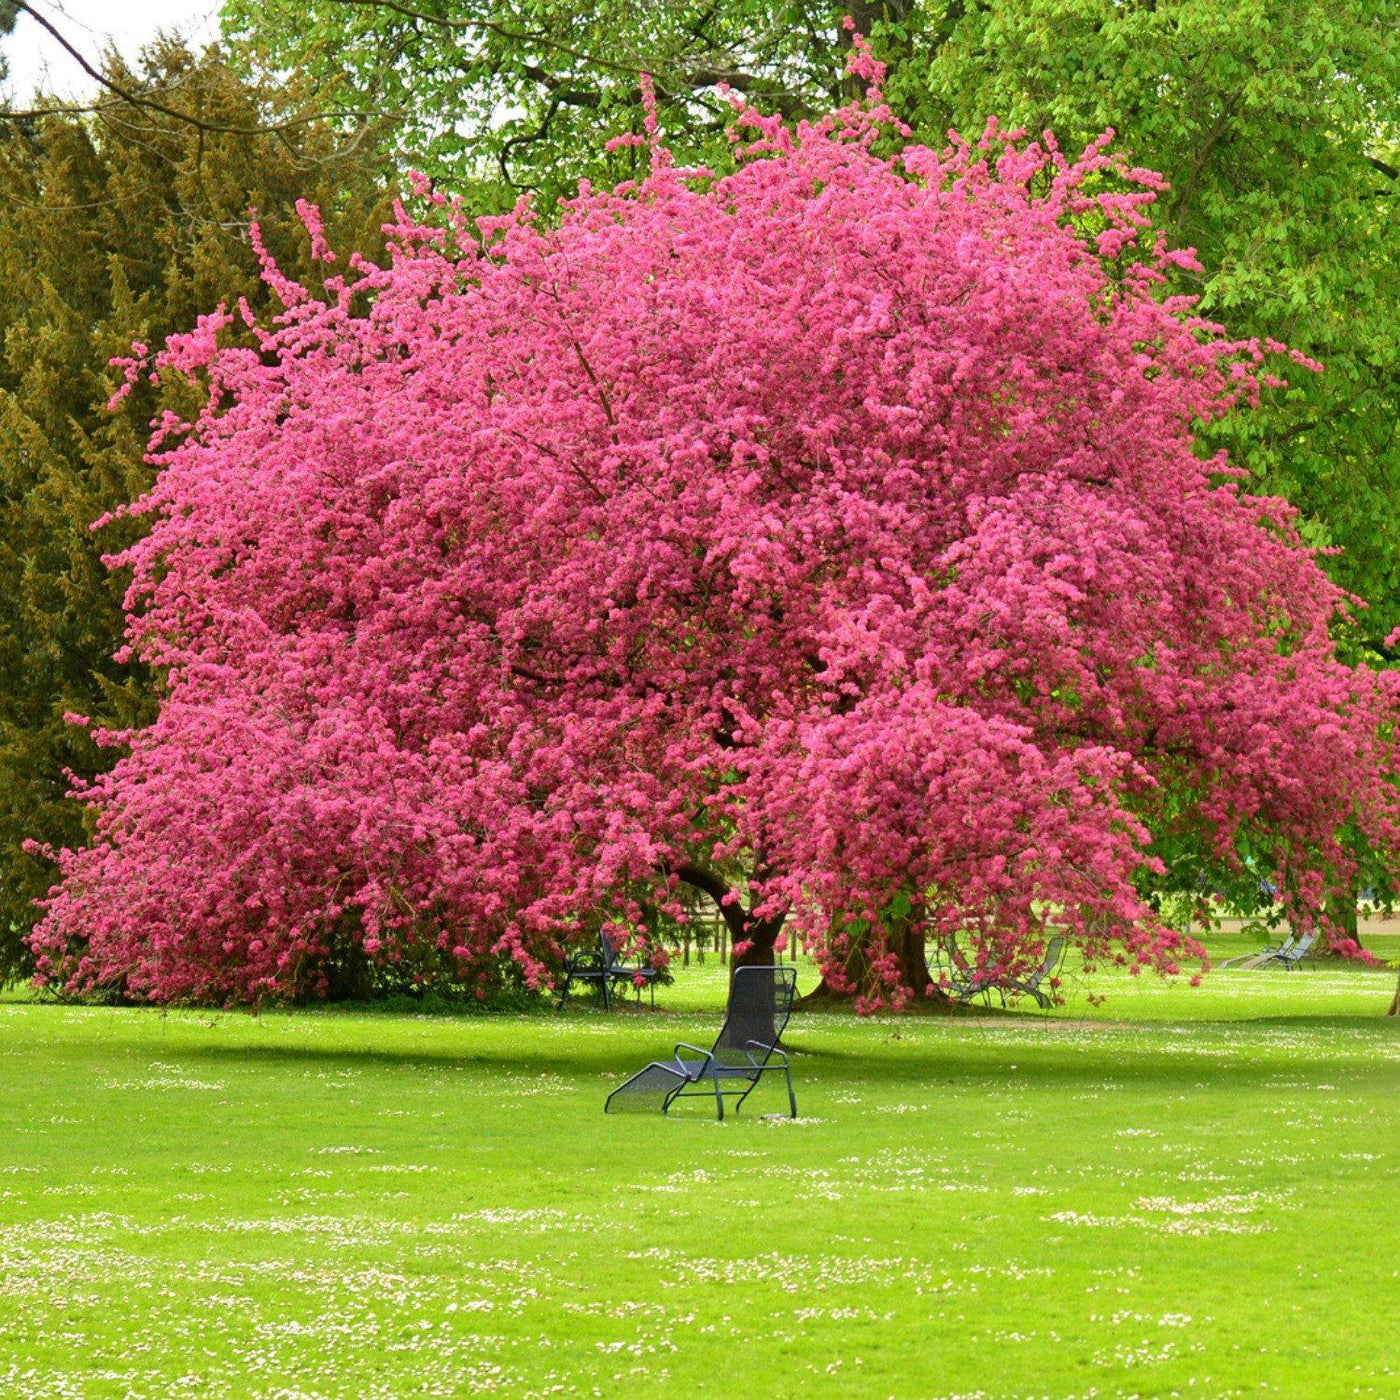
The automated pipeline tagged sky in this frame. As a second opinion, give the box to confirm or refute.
[3,1,220,102]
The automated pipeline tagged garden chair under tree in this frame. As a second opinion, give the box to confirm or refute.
[602,932,661,1006]
[558,932,659,1010]
[1221,931,1297,969]
[998,935,1067,1008]
[940,933,1065,1008]
[604,965,798,1120]
[932,933,992,1003]
[935,933,1011,1007]
[1263,930,1317,971]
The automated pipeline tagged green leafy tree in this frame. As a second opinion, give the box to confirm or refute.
[899,1,1399,940]
[903,1,1400,645]
[222,0,868,203]
[0,43,391,983]
[0,3,16,77]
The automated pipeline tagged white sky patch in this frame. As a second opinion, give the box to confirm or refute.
[3,0,219,104]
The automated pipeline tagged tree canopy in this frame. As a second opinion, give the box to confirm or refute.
[225,1,1400,653]
[222,0,858,202]
[0,4,17,83]
[29,68,1399,1008]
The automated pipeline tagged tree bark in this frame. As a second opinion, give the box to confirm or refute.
[1388,971,1399,1017]
[731,914,783,970]
[673,863,783,976]
[798,921,957,1012]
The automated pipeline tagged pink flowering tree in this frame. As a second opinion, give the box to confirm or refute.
[30,54,1399,1009]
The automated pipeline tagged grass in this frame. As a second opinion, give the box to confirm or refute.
[2,932,1397,1398]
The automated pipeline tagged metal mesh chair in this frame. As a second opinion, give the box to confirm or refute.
[944,934,1066,1008]
[999,935,1067,1008]
[602,934,660,1006]
[1221,932,1297,970]
[1264,930,1316,970]
[559,933,660,1010]
[604,965,798,1120]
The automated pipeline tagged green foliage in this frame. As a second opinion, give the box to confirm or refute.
[221,0,866,205]
[0,4,17,83]
[900,0,1400,645]
[0,44,392,984]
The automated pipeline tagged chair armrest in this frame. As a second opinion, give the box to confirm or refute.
[674,1041,716,1065]
[744,1039,785,1066]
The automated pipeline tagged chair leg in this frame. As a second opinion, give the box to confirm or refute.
[785,1063,797,1118]
[713,1078,725,1122]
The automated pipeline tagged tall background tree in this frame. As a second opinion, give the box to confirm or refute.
[0,4,17,80]
[0,42,392,984]
[222,0,856,201]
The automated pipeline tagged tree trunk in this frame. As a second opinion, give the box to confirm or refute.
[1388,971,1399,1018]
[799,921,956,1012]
[730,914,783,970]
[673,863,783,979]
[841,1,918,97]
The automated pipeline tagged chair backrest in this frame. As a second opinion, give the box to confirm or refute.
[598,933,622,971]
[1283,931,1316,960]
[712,966,797,1067]
[943,934,972,974]
[1037,936,1066,981]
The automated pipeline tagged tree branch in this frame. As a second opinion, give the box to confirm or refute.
[672,861,749,941]
[321,0,642,76]
[4,2,378,136]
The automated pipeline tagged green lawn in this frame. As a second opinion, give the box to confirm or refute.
[3,935,1397,1398]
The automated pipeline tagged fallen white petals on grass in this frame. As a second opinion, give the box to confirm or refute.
[1047,1189,1293,1238]
[101,1076,226,1092]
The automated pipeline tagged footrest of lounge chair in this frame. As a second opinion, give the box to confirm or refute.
[604,1060,688,1113]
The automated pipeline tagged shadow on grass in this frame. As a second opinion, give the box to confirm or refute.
[150,1017,1393,1096]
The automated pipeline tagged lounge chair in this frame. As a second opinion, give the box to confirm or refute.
[1263,930,1316,971]
[604,965,797,1120]
[1221,932,1296,970]
[998,935,1067,1008]
[932,935,992,1003]
[940,934,1065,1008]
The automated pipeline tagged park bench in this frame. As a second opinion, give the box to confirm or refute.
[604,965,798,1120]
[559,933,660,1010]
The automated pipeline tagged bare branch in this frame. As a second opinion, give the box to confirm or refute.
[3,1,379,137]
